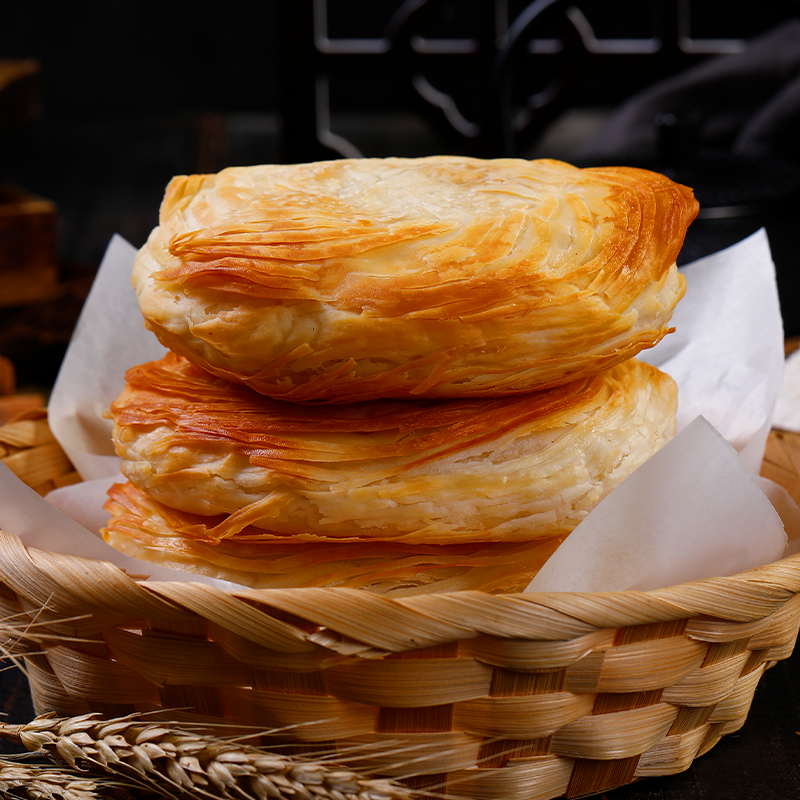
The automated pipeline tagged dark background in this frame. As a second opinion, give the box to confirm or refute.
[1,4,800,798]
[1,1,797,269]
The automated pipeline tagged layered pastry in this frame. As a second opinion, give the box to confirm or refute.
[102,482,569,594]
[108,353,678,548]
[132,157,698,402]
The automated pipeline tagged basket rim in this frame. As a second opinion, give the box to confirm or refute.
[1,524,799,654]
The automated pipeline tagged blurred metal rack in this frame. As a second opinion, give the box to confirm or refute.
[274,0,789,162]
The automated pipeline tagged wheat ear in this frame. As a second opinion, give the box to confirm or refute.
[0,757,140,800]
[0,713,412,800]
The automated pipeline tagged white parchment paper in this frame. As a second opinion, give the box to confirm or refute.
[0,229,794,591]
[526,417,789,592]
[639,228,785,473]
[47,235,166,481]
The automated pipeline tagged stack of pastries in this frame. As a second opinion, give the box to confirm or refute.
[102,156,698,594]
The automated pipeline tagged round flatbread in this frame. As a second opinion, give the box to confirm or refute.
[102,481,568,594]
[133,157,697,402]
[109,352,678,546]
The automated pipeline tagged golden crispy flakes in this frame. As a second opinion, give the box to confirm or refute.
[133,157,697,402]
[110,353,677,546]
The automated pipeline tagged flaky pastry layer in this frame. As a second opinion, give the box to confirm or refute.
[110,352,677,545]
[133,157,697,401]
[103,482,567,594]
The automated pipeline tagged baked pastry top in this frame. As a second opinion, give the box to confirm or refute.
[132,156,697,402]
[109,352,677,546]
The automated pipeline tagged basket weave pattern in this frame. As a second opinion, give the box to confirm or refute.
[1,414,799,799]
[0,410,79,495]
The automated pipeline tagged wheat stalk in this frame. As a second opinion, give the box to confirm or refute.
[0,756,141,800]
[0,713,412,800]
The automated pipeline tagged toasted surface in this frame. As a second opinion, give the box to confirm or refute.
[133,157,697,401]
[102,482,568,594]
[110,353,678,545]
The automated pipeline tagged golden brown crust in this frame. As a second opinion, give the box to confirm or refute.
[109,352,677,545]
[133,157,697,402]
[102,481,568,594]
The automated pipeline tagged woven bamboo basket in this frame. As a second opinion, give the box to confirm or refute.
[1,409,800,799]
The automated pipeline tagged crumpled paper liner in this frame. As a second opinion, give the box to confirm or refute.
[527,416,789,592]
[1,229,795,592]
